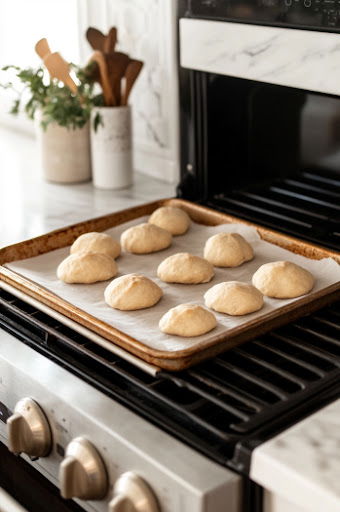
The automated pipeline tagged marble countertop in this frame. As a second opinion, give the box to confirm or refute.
[251,398,340,512]
[0,127,175,246]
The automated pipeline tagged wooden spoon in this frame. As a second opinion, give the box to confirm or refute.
[89,51,115,106]
[104,27,117,54]
[35,38,51,60]
[121,60,143,106]
[105,52,131,106]
[44,52,78,94]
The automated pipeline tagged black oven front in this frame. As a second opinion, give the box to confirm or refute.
[178,0,340,251]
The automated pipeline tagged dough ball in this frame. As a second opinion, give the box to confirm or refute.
[70,232,121,259]
[159,304,217,337]
[148,206,191,235]
[104,274,163,310]
[204,232,254,267]
[121,223,172,254]
[57,253,117,284]
[252,261,315,299]
[204,281,264,316]
[157,252,214,284]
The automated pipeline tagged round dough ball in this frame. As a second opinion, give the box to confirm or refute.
[252,261,315,299]
[159,304,217,337]
[57,253,117,284]
[204,232,254,267]
[204,281,264,316]
[121,223,172,254]
[148,206,191,235]
[157,252,214,284]
[104,274,163,310]
[70,232,121,259]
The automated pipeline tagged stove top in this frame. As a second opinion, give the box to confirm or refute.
[1,288,339,475]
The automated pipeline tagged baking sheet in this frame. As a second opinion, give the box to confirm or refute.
[5,216,340,354]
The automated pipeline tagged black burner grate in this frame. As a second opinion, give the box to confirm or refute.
[209,170,340,251]
[1,289,339,474]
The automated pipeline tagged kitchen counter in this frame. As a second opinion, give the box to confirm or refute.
[0,127,176,247]
[251,398,340,512]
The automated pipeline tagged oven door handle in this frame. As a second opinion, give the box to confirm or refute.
[0,489,28,512]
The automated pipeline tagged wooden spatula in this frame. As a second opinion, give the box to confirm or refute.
[121,60,143,106]
[89,51,115,106]
[35,38,51,60]
[44,52,78,94]
[86,27,117,54]
[105,52,131,106]
[86,27,106,51]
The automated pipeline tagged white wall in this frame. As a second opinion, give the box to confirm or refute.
[80,0,180,183]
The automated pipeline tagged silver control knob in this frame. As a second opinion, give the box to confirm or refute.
[7,397,52,458]
[109,473,159,512]
[59,437,108,500]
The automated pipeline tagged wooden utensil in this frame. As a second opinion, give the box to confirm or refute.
[86,27,117,54]
[121,60,143,106]
[104,27,117,54]
[86,27,106,51]
[35,38,51,60]
[89,51,115,106]
[44,52,78,94]
[105,52,131,106]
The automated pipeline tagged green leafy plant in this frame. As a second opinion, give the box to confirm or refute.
[0,64,104,130]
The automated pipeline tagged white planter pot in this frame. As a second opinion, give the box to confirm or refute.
[35,119,91,183]
[90,106,133,190]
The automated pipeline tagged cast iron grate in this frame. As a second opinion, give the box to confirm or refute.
[1,289,339,474]
[209,170,340,251]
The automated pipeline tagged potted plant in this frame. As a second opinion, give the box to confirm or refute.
[0,63,101,183]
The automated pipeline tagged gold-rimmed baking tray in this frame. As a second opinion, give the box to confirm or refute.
[1,198,339,371]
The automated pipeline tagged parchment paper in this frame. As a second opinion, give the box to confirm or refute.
[6,217,340,353]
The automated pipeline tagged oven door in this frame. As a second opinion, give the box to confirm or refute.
[0,443,83,512]
[178,17,340,252]
[0,488,27,512]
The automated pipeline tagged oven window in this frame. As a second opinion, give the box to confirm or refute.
[206,73,340,195]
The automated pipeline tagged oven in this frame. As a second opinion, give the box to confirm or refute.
[1,1,340,512]
[177,0,340,252]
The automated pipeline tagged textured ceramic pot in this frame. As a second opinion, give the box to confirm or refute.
[35,119,91,183]
[90,106,133,190]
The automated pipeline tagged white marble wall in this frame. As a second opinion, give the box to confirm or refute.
[81,0,179,183]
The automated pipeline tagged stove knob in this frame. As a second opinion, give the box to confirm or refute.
[108,472,159,512]
[7,397,52,458]
[59,437,108,500]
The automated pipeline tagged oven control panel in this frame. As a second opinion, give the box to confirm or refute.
[0,331,241,512]
[188,0,340,31]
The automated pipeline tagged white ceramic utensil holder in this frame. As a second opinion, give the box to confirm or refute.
[35,120,91,183]
[90,106,133,190]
